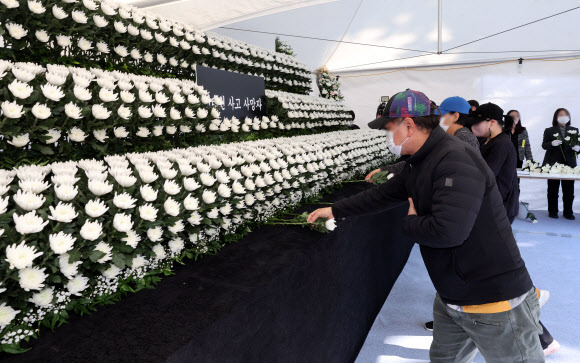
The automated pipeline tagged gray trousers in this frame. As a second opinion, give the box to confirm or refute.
[430,288,545,363]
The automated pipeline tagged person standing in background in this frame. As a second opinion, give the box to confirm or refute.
[507,110,533,168]
[437,97,479,150]
[470,103,519,223]
[467,99,479,112]
[541,108,579,220]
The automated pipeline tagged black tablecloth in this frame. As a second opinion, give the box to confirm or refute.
[2,183,414,363]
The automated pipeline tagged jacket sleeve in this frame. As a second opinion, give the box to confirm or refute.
[332,170,408,218]
[542,128,555,150]
[380,160,406,175]
[402,152,486,248]
[522,130,533,161]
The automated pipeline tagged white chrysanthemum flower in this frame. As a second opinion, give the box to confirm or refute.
[152,244,166,260]
[41,83,65,101]
[88,179,113,196]
[94,241,112,263]
[102,264,121,280]
[8,79,33,99]
[325,218,337,231]
[202,190,216,204]
[19,266,47,291]
[123,230,141,248]
[49,231,76,255]
[80,220,103,241]
[67,274,89,295]
[48,202,78,223]
[71,9,87,23]
[85,199,108,218]
[163,180,181,195]
[96,41,109,53]
[139,203,158,221]
[13,189,45,211]
[183,194,199,210]
[200,173,216,187]
[92,104,111,119]
[147,227,163,242]
[35,29,50,42]
[1,100,24,118]
[13,211,48,234]
[113,213,133,232]
[0,303,19,329]
[4,241,42,269]
[44,129,61,144]
[187,211,202,225]
[6,23,27,39]
[1,0,19,8]
[168,220,185,234]
[29,287,54,307]
[7,133,30,148]
[169,238,185,254]
[164,198,180,216]
[113,192,137,210]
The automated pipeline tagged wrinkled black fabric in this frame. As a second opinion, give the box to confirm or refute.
[2,183,413,363]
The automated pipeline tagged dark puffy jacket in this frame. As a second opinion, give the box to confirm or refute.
[542,125,579,167]
[480,133,519,223]
[332,127,532,306]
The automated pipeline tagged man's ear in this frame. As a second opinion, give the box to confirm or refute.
[403,117,415,134]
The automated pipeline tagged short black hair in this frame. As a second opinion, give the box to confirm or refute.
[449,111,471,127]
[392,114,440,131]
[467,100,479,108]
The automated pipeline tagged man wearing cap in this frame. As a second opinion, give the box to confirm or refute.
[308,90,544,362]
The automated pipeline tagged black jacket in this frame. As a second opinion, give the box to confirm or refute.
[332,127,532,306]
[542,125,578,167]
[480,133,520,222]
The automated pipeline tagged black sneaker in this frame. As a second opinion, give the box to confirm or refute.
[424,321,434,331]
[548,213,559,219]
[564,214,576,220]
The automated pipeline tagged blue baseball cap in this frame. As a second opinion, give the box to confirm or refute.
[435,96,470,116]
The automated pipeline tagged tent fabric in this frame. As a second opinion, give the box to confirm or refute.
[129,0,337,32]
[211,0,580,72]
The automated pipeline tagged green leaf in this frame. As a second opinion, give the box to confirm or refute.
[1,343,31,354]
[88,250,106,263]
[111,253,126,269]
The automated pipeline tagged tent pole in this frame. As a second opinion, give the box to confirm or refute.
[437,0,442,54]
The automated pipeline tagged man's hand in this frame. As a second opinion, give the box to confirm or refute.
[307,207,334,224]
[365,168,381,182]
[408,198,417,216]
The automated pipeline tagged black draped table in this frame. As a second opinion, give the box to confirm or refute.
[1,183,414,363]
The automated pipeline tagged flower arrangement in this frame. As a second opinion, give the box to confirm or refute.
[0,129,390,351]
[316,69,344,102]
[275,37,296,57]
[266,89,352,129]
[566,129,580,156]
[522,160,580,175]
[0,0,311,94]
[0,61,350,167]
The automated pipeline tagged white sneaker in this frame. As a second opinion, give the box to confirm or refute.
[539,290,550,308]
[544,340,560,356]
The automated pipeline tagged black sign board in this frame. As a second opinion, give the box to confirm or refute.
[196,65,266,119]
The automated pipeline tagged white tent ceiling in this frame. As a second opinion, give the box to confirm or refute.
[189,0,580,73]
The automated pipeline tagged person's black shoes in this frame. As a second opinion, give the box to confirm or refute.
[564,214,575,220]
[424,321,434,331]
[548,213,558,219]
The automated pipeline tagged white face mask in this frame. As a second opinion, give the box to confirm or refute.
[557,115,570,125]
[439,115,450,132]
[387,122,410,157]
